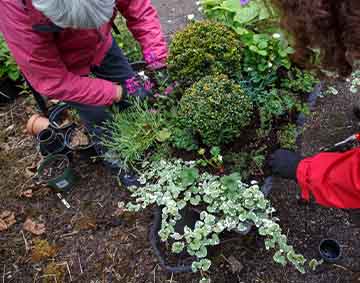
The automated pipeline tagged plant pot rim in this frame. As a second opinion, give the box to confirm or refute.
[64,126,95,150]
[38,154,70,181]
[319,238,342,262]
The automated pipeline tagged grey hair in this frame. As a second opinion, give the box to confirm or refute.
[32,0,116,29]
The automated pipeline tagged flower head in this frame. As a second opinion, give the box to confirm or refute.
[240,0,250,5]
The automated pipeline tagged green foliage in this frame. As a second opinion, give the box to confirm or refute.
[200,0,278,32]
[102,100,170,167]
[277,123,298,150]
[281,68,319,94]
[350,69,360,94]
[196,146,223,170]
[122,159,313,282]
[168,21,243,86]
[113,17,142,63]
[241,32,294,80]
[0,34,21,81]
[179,75,253,146]
[169,123,199,151]
[225,146,266,179]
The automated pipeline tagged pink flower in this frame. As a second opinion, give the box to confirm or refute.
[164,85,174,96]
[125,77,141,94]
[144,80,154,91]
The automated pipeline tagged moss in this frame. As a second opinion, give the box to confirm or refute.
[31,239,58,262]
[42,262,66,283]
[179,75,253,146]
[277,123,298,150]
[168,21,243,86]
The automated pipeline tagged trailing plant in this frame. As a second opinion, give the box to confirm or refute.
[179,74,253,146]
[0,34,21,81]
[102,100,171,167]
[168,21,243,86]
[113,17,142,63]
[277,123,298,150]
[121,159,316,283]
[281,67,319,94]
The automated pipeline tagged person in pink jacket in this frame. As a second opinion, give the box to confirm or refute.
[0,0,168,185]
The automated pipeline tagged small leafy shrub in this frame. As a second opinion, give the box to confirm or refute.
[0,34,21,81]
[168,21,242,86]
[113,17,142,63]
[277,123,298,150]
[122,159,317,283]
[179,75,253,146]
[281,68,319,94]
[241,32,294,81]
[102,100,171,166]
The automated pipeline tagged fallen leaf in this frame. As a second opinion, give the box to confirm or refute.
[19,189,33,198]
[228,255,244,273]
[23,218,46,235]
[0,211,16,231]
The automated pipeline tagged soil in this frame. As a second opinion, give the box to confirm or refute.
[1,2,360,283]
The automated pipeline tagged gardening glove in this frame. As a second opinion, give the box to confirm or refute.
[269,149,303,180]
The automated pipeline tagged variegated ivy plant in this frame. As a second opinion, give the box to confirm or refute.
[120,159,320,283]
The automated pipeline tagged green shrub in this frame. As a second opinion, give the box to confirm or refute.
[168,21,243,86]
[278,123,298,150]
[179,75,253,146]
[0,34,21,81]
[280,67,319,94]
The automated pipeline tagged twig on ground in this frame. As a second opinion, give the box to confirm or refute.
[2,264,5,283]
[39,274,57,283]
[20,230,29,253]
[78,256,83,274]
[153,264,158,283]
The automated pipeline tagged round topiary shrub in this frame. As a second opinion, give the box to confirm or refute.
[179,75,253,146]
[168,21,243,86]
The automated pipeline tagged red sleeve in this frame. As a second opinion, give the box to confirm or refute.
[117,0,168,67]
[297,148,360,208]
[0,0,117,106]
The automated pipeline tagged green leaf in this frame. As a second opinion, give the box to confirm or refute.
[156,128,172,142]
[180,168,199,186]
[172,242,185,253]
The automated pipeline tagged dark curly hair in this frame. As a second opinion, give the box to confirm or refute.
[272,0,360,76]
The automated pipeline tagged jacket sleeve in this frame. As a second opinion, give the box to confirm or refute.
[117,0,168,68]
[296,148,360,208]
[0,1,117,106]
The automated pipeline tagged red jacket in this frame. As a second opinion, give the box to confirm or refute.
[297,148,360,208]
[0,0,167,106]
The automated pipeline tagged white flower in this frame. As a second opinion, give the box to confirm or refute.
[187,14,195,21]
[250,180,258,185]
[268,62,273,68]
[196,1,201,5]
[272,33,281,39]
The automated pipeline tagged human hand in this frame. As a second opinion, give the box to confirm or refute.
[269,149,303,180]
[114,85,123,103]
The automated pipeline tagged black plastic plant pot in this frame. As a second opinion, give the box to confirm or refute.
[48,104,75,134]
[37,128,68,156]
[0,78,20,104]
[319,239,342,263]
[64,126,97,159]
[38,154,76,193]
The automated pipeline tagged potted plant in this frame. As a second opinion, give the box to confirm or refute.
[37,154,76,193]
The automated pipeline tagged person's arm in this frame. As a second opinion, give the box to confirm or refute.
[0,1,118,106]
[297,148,360,209]
[116,0,168,69]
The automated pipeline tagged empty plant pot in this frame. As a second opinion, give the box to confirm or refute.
[37,128,67,156]
[27,114,50,136]
[38,154,76,192]
[319,239,342,263]
[49,104,75,133]
[64,126,97,159]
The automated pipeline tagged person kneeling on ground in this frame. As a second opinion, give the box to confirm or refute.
[269,0,360,209]
[0,0,168,186]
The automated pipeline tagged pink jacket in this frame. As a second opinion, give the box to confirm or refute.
[0,0,168,106]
